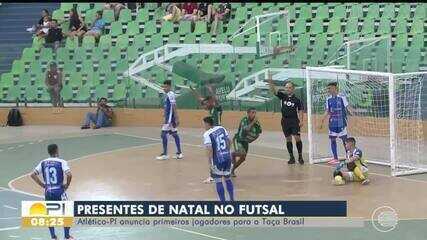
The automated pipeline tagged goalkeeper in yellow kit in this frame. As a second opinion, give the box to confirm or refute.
[333,137,370,186]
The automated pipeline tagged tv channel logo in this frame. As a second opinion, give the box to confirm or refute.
[21,201,74,227]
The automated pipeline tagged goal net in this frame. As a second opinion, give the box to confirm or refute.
[325,36,391,72]
[306,66,426,176]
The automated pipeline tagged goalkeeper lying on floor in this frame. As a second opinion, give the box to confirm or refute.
[333,137,370,186]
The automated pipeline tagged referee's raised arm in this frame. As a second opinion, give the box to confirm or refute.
[267,72,278,96]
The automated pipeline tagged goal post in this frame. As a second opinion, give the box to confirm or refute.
[305,66,426,176]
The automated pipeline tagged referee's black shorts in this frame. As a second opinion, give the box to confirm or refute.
[281,118,300,137]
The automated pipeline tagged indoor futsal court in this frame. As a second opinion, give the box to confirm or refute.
[0,123,426,239]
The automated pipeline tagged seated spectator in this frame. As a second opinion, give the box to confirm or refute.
[163,3,182,22]
[65,8,87,38]
[81,98,113,129]
[84,11,106,39]
[197,3,213,22]
[36,15,52,38]
[211,3,231,34]
[45,20,64,50]
[26,9,49,33]
[181,3,198,21]
[104,3,126,20]
[45,62,63,107]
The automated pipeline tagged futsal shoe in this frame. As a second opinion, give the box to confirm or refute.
[333,176,346,186]
[203,176,214,184]
[327,158,340,165]
[173,153,184,160]
[81,125,90,129]
[65,236,75,240]
[298,156,304,165]
[231,172,237,178]
[287,156,296,164]
[361,179,370,185]
[156,154,169,160]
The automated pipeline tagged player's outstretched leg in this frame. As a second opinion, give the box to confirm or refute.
[171,131,183,159]
[156,130,169,160]
[231,153,246,177]
[286,137,295,164]
[214,178,226,202]
[224,177,234,201]
[64,227,74,240]
[294,135,304,165]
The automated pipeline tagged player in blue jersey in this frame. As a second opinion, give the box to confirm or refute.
[30,144,74,240]
[320,82,353,165]
[156,80,183,160]
[202,116,234,202]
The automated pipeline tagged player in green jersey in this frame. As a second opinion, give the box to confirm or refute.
[190,85,223,126]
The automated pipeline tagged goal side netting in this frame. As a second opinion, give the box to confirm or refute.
[306,67,426,176]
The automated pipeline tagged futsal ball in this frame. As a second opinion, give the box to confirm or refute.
[333,175,345,186]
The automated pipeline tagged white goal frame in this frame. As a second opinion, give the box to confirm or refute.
[306,66,426,177]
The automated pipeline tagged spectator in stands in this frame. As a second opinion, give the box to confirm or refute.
[36,15,52,38]
[197,3,213,22]
[211,3,231,34]
[26,9,49,33]
[45,62,63,107]
[45,20,64,50]
[65,8,87,38]
[84,11,106,39]
[104,3,126,20]
[163,3,182,22]
[181,3,199,21]
[81,97,113,129]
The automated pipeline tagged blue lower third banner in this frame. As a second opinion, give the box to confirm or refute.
[74,201,347,217]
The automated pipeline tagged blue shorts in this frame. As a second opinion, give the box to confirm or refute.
[210,159,232,178]
[329,126,348,137]
[45,188,68,201]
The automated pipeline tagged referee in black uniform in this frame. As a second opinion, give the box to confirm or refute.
[268,75,304,164]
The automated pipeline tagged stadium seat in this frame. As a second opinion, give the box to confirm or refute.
[344,18,359,34]
[116,34,130,49]
[178,21,191,35]
[0,73,13,89]
[136,8,150,22]
[327,17,342,33]
[414,4,426,19]
[314,5,330,19]
[102,9,115,24]
[109,21,123,36]
[410,20,424,34]
[84,9,97,24]
[331,5,346,19]
[377,18,392,34]
[160,21,174,36]
[112,83,126,102]
[52,10,65,21]
[24,85,38,102]
[310,19,324,34]
[361,18,375,34]
[4,85,21,102]
[298,5,312,19]
[119,8,132,23]
[77,3,91,14]
[95,83,109,99]
[393,19,408,34]
[65,37,79,49]
[193,21,207,35]
[126,21,140,36]
[396,4,411,21]
[143,20,157,36]
[366,4,380,19]
[11,60,25,76]
[82,36,96,49]
[75,85,91,102]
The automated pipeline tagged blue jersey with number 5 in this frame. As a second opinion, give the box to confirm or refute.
[203,126,232,166]
[34,158,70,193]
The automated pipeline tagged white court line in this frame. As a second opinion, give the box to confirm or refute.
[114,132,427,184]
[7,142,162,196]
[3,205,17,210]
[170,227,229,240]
[7,147,14,150]
[0,226,20,232]
[8,235,19,238]
[31,238,42,240]
[0,149,4,152]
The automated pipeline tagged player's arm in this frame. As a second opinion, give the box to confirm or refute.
[346,150,362,163]
[342,95,354,116]
[172,103,179,126]
[267,72,278,95]
[297,99,304,127]
[63,171,72,191]
[244,116,258,132]
[205,146,213,165]
[319,111,330,129]
[30,172,45,189]
[206,85,218,104]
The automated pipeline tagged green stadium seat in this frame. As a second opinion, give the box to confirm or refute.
[178,21,191,35]
[393,19,408,34]
[193,21,207,35]
[377,18,392,34]
[149,34,163,48]
[77,3,91,13]
[410,20,424,34]
[126,21,140,36]
[105,72,118,86]
[166,33,180,44]
[116,34,130,49]
[52,10,65,21]
[62,60,76,72]
[56,47,70,63]
[183,33,196,44]
[327,17,342,33]
[251,6,264,17]
[411,34,424,49]
[292,18,307,34]
[366,4,380,19]
[396,4,411,21]
[24,85,38,102]
[4,85,21,103]
[315,5,330,19]
[126,45,139,63]
[160,21,174,36]
[381,4,395,20]
[234,7,248,21]
[102,9,115,23]
[327,33,344,57]
[84,9,97,24]
[414,4,426,19]
[361,18,375,34]
[143,20,157,36]
[95,83,109,99]
[200,58,215,72]
[112,83,126,102]
[344,17,359,34]
[81,59,94,73]
[310,19,324,34]
[11,60,25,75]
[98,58,111,73]
[82,36,96,49]
[136,8,150,23]
[75,85,91,102]
[331,5,346,18]
[98,35,112,50]
[70,72,83,87]
[0,73,13,89]
[109,21,123,36]
[40,48,53,63]
[60,2,75,11]
[119,8,132,23]
[200,33,212,44]
[65,37,78,49]
[298,5,312,19]
[73,47,87,63]
[91,47,104,61]
[60,84,73,102]
[21,48,36,62]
